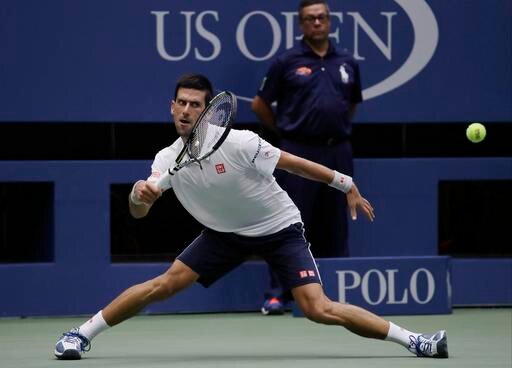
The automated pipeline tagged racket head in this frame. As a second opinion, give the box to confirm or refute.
[186,91,237,160]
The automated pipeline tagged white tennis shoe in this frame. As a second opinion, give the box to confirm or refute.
[408,330,448,358]
[54,327,91,360]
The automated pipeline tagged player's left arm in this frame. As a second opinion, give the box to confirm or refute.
[276,151,374,221]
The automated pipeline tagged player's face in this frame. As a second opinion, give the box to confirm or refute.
[299,4,331,43]
[171,88,208,138]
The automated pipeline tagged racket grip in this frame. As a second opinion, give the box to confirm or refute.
[156,169,173,190]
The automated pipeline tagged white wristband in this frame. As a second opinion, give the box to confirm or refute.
[156,169,172,190]
[328,170,353,193]
[129,180,145,205]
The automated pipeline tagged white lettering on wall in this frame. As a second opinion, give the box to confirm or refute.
[362,0,439,100]
[152,11,221,62]
[361,269,387,305]
[337,270,361,303]
[151,0,439,100]
[327,12,344,44]
[281,12,299,49]
[194,11,221,61]
[336,267,436,305]
[410,268,435,304]
[347,12,396,61]
[386,269,408,304]
[236,11,281,61]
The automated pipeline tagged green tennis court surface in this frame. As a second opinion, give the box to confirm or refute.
[1,308,510,368]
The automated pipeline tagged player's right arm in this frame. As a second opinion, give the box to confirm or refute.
[129,146,175,218]
[128,179,162,219]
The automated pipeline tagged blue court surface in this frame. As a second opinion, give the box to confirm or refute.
[1,308,510,368]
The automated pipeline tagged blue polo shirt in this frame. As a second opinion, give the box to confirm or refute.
[257,40,362,140]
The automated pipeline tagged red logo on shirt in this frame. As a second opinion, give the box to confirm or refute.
[215,163,226,174]
[296,66,312,76]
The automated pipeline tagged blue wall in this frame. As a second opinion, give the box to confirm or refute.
[348,158,512,256]
[1,0,511,123]
[1,0,510,317]
[0,158,510,317]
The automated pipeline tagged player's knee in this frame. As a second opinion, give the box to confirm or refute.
[301,300,332,323]
[150,272,181,300]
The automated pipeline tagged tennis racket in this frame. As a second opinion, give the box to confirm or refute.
[157,90,237,189]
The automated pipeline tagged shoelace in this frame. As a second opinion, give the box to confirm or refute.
[62,331,91,352]
[409,335,432,357]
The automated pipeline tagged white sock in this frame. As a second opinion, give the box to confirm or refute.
[385,322,420,348]
[78,310,110,341]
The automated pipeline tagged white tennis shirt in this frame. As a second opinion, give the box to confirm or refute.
[148,129,302,236]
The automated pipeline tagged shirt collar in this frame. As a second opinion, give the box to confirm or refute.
[300,39,337,57]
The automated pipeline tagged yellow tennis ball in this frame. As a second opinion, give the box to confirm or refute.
[466,122,486,143]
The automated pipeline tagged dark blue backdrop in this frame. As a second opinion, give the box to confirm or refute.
[1,158,510,316]
[1,0,511,123]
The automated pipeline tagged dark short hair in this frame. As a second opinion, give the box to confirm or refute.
[298,0,330,17]
[174,73,214,105]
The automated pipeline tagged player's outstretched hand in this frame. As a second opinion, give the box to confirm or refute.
[346,182,375,222]
[133,180,162,206]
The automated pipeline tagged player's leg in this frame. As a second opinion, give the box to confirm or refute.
[292,283,388,336]
[265,223,448,358]
[105,228,245,325]
[292,283,448,358]
[102,260,198,326]
[266,223,386,338]
[54,228,244,360]
[54,260,198,360]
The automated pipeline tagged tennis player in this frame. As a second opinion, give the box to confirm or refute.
[54,74,448,360]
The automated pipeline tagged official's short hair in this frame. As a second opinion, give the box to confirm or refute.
[298,0,330,18]
[174,73,214,105]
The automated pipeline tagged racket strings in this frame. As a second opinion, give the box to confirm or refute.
[189,93,234,159]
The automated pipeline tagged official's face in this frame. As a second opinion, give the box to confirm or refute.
[171,88,207,138]
[299,4,331,43]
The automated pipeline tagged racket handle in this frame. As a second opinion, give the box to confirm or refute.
[156,169,173,190]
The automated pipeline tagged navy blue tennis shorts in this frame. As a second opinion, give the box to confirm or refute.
[177,223,321,290]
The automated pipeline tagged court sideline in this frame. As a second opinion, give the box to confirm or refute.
[0,308,510,368]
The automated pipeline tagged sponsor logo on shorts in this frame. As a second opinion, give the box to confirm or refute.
[300,270,316,278]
